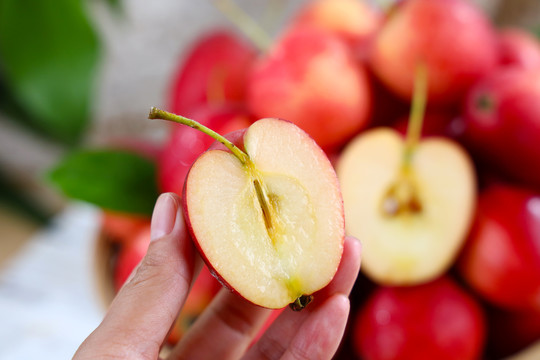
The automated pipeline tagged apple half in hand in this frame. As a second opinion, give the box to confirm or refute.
[337,128,476,285]
[149,108,345,310]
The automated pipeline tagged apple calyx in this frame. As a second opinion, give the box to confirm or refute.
[380,65,427,217]
[149,107,316,310]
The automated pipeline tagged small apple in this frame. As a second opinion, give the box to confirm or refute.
[247,25,372,151]
[113,224,151,291]
[158,104,253,195]
[498,27,540,70]
[353,276,486,360]
[458,183,540,311]
[462,67,540,190]
[168,29,257,114]
[370,0,498,104]
[149,108,345,310]
[337,125,475,285]
[291,0,381,57]
[101,211,150,244]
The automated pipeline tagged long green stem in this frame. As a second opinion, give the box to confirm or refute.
[212,0,272,53]
[402,64,428,170]
[148,107,249,165]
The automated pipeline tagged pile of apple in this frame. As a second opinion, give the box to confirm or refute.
[102,0,540,357]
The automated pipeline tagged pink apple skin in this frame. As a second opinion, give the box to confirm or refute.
[462,68,540,189]
[353,277,486,360]
[498,27,540,70]
[168,29,257,115]
[247,26,372,151]
[158,105,253,195]
[113,224,151,292]
[370,0,498,105]
[458,183,540,311]
[291,0,381,58]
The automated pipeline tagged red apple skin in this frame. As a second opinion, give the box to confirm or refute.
[498,27,540,70]
[370,0,498,105]
[353,277,486,360]
[458,183,540,311]
[101,212,150,244]
[158,105,253,195]
[291,0,381,58]
[392,111,460,139]
[113,224,151,292]
[247,26,372,151]
[486,306,540,358]
[168,29,257,115]
[461,68,540,189]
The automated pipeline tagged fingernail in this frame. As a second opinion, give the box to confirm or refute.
[151,193,178,241]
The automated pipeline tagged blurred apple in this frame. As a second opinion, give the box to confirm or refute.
[498,27,540,70]
[113,224,151,291]
[370,0,498,105]
[353,276,485,360]
[158,105,253,195]
[291,0,381,58]
[168,29,257,114]
[392,111,460,139]
[101,211,150,244]
[247,26,371,150]
[458,183,540,311]
[462,67,540,189]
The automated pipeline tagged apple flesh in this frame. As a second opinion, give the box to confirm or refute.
[353,276,486,360]
[370,0,498,105]
[158,105,252,195]
[337,128,476,285]
[179,116,345,309]
[247,26,371,151]
[458,183,540,311]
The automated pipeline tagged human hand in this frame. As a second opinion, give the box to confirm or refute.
[74,192,361,360]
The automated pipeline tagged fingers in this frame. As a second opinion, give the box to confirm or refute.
[167,288,272,360]
[244,236,361,360]
[74,193,197,360]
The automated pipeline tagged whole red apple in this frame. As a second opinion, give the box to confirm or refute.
[158,105,253,195]
[168,29,257,114]
[101,211,150,244]
[458,183,540,311]
[370,0,498,105]
[353,276,485,360]
[462,67,540,189]
[247,26,372,151]
[498,27,540,70]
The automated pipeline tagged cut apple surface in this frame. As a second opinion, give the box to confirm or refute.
[182,118,344,309]
[337,128,475,285]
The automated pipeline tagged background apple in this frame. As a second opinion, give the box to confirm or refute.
[370,0,498,105]
[498,27,540,70]
[247,25,371,151]
[458,183,540,311]
[353,276,486,360]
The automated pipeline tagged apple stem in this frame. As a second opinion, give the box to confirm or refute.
[402,64,428,170]
[212,0,272,53]
[148,107,250,165]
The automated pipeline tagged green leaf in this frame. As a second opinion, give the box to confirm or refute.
[48,150,159,215]
[0,0,100,145]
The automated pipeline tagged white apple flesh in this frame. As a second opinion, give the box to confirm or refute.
[150,108,345,310]
[337,128,475,285]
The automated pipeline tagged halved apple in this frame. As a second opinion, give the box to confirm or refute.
[150,108,344,310]
[337,128,475,285]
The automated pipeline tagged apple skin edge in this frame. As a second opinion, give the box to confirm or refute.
[180,123,345,310]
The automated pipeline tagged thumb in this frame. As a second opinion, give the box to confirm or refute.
[74,193,196,359]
